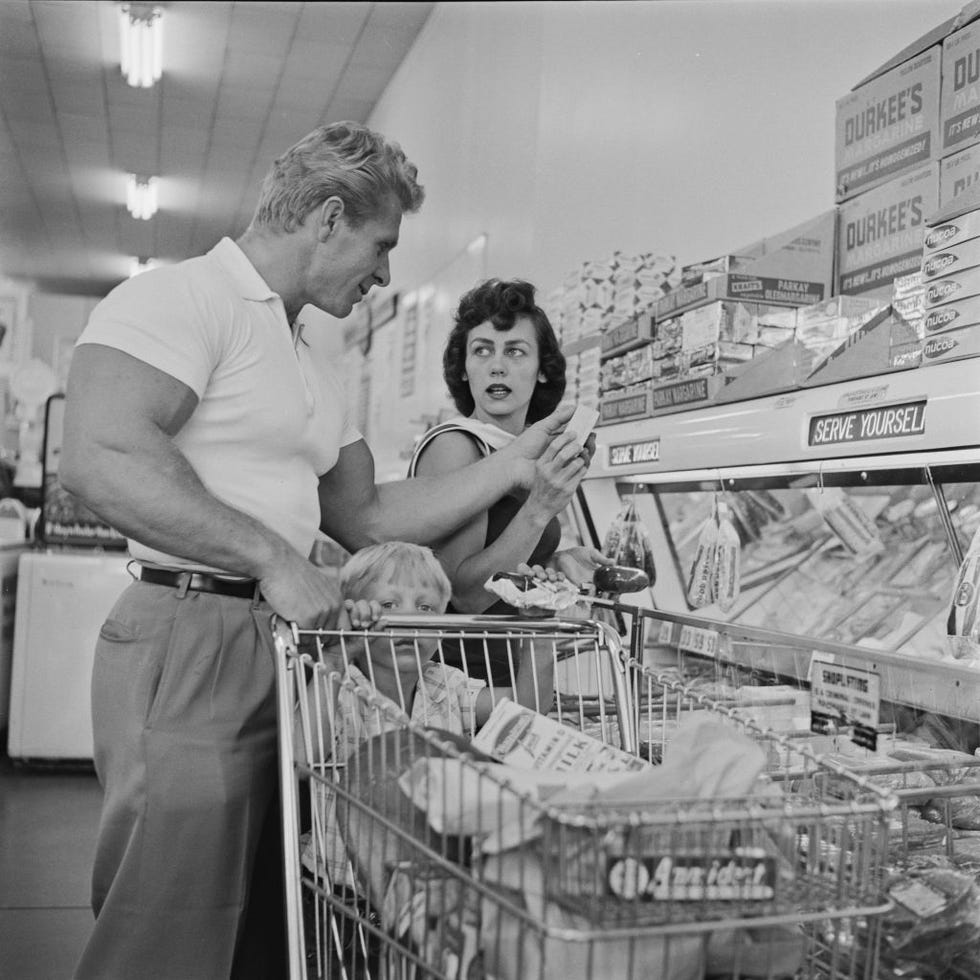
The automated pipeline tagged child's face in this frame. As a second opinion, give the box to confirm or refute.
[353,570,446,671]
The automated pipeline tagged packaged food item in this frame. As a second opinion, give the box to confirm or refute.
[805,487,884,557]
[947,523,980,660]
[601,498,656,583]
[713,501,741,613]
[686,508,719,609]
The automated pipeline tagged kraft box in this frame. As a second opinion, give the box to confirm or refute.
[837,162,939,296]
[835,46,941,202]
[655,211,836,320]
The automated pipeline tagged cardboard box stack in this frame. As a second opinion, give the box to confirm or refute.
[918,188,980,364]
[570,4,980,429]
[550,253,680,415]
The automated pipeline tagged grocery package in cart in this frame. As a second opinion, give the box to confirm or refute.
[272,613,896,980]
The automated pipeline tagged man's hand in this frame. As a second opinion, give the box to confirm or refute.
[258,555,343,630]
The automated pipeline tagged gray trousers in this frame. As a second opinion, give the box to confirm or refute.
[73,581,285,980]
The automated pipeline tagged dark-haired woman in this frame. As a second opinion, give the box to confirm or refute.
[409,278,610,682]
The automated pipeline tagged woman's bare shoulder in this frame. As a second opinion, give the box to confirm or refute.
[414,427,486,474]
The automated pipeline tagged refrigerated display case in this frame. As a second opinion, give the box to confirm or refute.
[579,357,980,731]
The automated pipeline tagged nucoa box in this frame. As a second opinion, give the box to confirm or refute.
[835,47,941,202]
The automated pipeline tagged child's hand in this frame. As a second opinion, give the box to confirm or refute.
[340,598,383,630]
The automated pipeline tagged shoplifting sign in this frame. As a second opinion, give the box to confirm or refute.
[808,399,926,447]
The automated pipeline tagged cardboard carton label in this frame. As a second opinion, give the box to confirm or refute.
[924,264,980,308]
[942,21,980,154]
[940,142,980,208]
[836,47,941,200]
[922,235,980,279]
[651,375,714,410]
[920,322,980,363]
[924,207,980,251]
[598,386,651,424]
[838,163,937,294]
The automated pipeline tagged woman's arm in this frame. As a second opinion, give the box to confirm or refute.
[415,428,588,612]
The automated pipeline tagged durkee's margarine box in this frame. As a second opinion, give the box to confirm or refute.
[837,162,938,295]
[941,20,980,157]
[835,47,941,202]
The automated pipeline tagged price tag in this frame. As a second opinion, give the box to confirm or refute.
[677,625,719,658]
[657,620,674,645]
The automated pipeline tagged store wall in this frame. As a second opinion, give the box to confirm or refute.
[28,293,99,390]
[367,0,961,301]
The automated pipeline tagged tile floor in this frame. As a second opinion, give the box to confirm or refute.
[0,749,101,980]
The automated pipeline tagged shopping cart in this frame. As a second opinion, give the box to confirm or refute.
[272,612,896,980]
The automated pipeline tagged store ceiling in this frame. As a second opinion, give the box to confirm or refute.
[0,1,434,297]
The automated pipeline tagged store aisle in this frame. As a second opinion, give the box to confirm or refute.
[0,752,100,980]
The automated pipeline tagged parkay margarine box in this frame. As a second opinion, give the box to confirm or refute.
[835,46,941,202]
[941,19,980,157]
[837,162,938,295]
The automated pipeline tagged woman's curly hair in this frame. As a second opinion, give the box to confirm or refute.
[443,278,565,423]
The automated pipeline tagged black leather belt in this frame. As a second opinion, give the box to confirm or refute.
[135,564,260,600]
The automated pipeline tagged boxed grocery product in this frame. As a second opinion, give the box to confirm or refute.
[919,322,980,365]
[679,300,770,350]
[599,313,655,358]
[597,384,653,427]
[922,298,980,334]
[649,374,726,416]
[923,263,980,307]
[795,296,888,363]
[680,254,753,287]
[835,46,941,202]
[941,19,980,158]
[924,185,980,254]
[655,211,836,319]
[939,142,980,207]
[711,340,806,404]
[921,234,980,279]
[802,307,922,386]
[837,162,938,295]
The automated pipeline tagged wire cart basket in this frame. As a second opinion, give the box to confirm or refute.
[272,613,897,980]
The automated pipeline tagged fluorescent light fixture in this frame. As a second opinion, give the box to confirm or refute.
[118,4,162,89]
[126,174,158,220]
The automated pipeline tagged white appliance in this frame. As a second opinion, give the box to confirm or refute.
[0,542,29,735]
[7,549,132,761]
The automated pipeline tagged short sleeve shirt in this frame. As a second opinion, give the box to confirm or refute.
[76,238,360,570]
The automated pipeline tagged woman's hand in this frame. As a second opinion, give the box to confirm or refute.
[551,546,615,587]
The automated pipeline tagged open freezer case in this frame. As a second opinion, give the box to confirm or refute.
[579,357,980,740]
